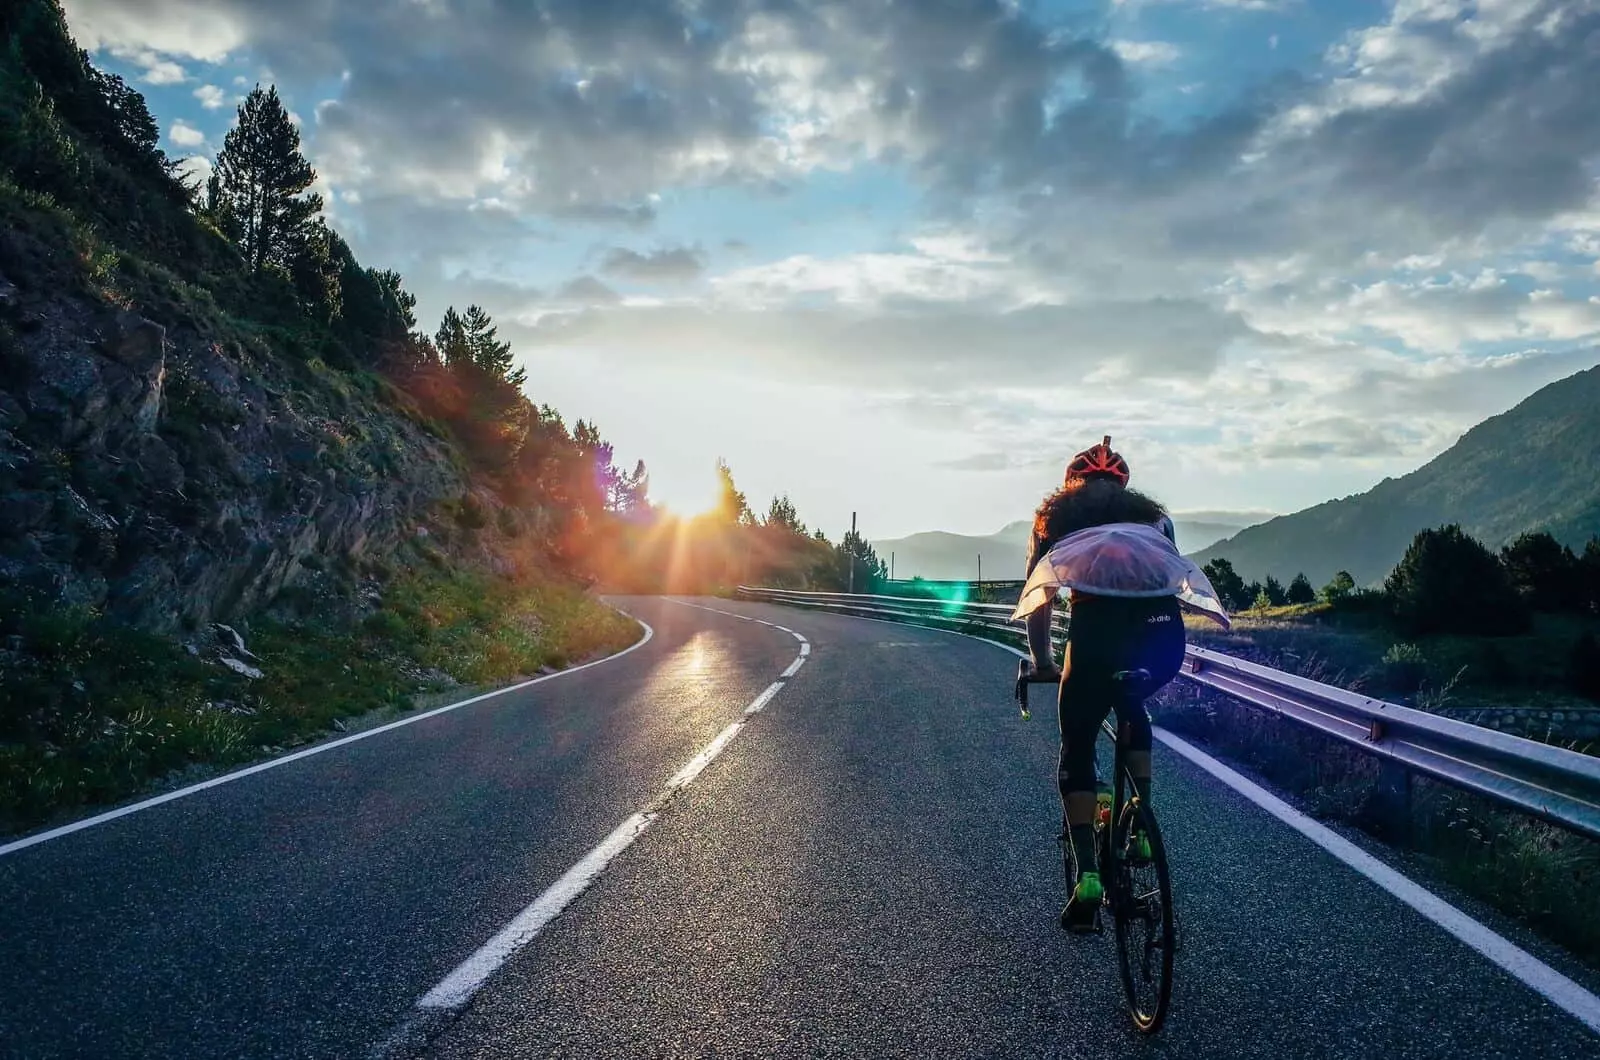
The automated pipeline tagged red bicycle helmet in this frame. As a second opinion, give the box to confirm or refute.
[1066,435,1129,487]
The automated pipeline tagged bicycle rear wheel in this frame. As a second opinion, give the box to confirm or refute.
[1111,789,1174,1033]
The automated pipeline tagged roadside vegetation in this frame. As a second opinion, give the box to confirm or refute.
[0,569,638,834]
[1198,525,1600,720]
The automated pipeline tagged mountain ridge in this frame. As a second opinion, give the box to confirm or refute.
[873,512,1265,581]
[1188,361,1600,586]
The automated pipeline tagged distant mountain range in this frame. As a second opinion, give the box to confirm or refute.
[873,511,1271,582]
[1189,362,1600,587]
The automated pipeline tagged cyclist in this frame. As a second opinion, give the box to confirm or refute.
[1016,436,1220,933]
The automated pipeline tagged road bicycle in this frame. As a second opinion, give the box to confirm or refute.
[1015,659,1176,1034]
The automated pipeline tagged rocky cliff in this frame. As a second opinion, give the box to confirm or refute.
[0,209,467,634]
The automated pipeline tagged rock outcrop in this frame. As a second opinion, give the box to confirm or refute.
[0,229,468,634]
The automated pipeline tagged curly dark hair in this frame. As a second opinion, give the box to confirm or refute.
[1030,476,1168,564]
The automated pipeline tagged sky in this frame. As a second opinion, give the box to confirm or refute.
[62,0,1600,542]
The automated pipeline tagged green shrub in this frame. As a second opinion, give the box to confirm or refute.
[1321,571,1357,604]
[1381,642,1428,693]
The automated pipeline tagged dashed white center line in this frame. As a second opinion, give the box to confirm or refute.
[417,811,653,1011]
[399,599,807,1033]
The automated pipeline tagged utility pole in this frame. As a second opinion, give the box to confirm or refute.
[848,511,857,594]
[977,553,983,595]
[891,551,895,582]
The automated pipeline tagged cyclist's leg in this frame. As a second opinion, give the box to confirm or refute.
[1058,649,1115,930]
[1058,699,1107,879]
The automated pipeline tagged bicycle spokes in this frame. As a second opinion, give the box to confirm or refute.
[1113,795,1175,1034]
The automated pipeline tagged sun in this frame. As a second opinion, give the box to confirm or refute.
[653,464,726,519]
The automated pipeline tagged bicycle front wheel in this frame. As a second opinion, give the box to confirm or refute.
[1112,792,1175,1033]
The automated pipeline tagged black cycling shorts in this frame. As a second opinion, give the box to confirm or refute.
[1055,594,1186,798]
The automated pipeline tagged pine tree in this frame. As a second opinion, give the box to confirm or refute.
[1582,538,1600,615]
[1201,558,1247,612]
[1500,531,1579,612]
[435,307,472,368]
[714,459,751,525]
[290,218,341,323]
[83,56,158,162]
[836,528,887,591]
[1286,572,1316,605]
[215,84,322,275]
[766,495,806,535]
[462,304,525,387]
[608,459,650,515]
[573,420,619,515]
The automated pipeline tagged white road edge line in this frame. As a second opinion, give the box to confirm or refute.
[776,602,1600,1036]
[0,613,658,861]
[1155,727,1600,1036]
[408,599,807,1017]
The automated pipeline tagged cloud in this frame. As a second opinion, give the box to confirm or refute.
[69,0,1600,302]
[555,275,622,306]
[194,84,227,109]
[1242,417,1431,462]
[106,44,187,85]
[171,153,212,186]
[1110,40,1182,65]
[600,245,707,283]
[517,294,1262,391]
[1228,270,1600,354]
[167,119,205,147]
[71,0,246,61]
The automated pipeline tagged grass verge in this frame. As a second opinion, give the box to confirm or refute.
[0,571,639,836]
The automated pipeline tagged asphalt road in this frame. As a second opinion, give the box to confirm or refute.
[2,596,1598,1059]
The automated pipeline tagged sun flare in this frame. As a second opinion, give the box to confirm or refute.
[653,465,726,519]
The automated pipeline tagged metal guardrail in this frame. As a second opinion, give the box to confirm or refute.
[735,585,1600,843]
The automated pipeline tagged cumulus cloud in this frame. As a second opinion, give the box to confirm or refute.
[167,119,205,147]
[600,245,707,283]
[70,0,246,61]
[104,44,187,84]
[193,83,227,109]
[171,153,212,185]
